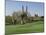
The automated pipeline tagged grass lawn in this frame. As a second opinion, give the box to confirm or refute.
[5,21,44,35]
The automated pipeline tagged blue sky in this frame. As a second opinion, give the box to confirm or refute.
[6,0,44,16]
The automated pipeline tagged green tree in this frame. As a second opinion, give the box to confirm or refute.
[5,16,12,25]
[35,14,38,17]
[12,12,17,24]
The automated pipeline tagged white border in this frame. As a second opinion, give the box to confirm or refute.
[0,0,5,35]
[0,0,45,35]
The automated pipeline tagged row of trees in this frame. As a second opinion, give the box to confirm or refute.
[5,5,44,25]
[6,11,42,25]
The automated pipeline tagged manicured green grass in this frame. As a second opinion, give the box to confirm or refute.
[5,21,44,35]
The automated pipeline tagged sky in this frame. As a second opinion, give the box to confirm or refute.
[5,0,44,16]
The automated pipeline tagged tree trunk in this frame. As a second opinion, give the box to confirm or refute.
[21,20,23,24]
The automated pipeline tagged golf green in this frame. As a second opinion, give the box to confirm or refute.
[5,21,44,35]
